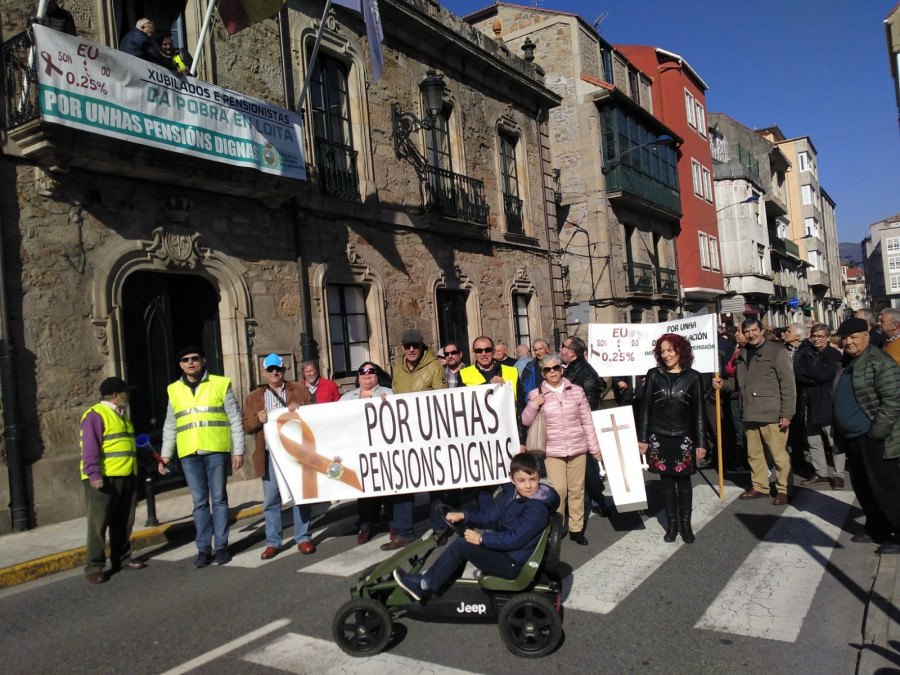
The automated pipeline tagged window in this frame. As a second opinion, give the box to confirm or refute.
[114,1,186,46]
[738,143,760,178]
[512,294,531,347]
[695,102,706,137]
[628,68,640,104]
[757,244,766,275]
[600,47,613,83]
[310,54,359,201]
[801,184,813,205]
[892,276,900,292]
[425,106,452,172]
[808,250,821,270]
[436,290,469,357]
[327,285,370,377]
[691,160,703,198]
[886,237,900,253]
[889,257,900,272]
[709,236,720,271]
[804,217,819,238]
[709,129,726,163]
[499,134,522,234]
[798,151,810,172]
[698,232,710,269]
[600,108,679,191]
[685,90,696,128]
[702,166,713,202]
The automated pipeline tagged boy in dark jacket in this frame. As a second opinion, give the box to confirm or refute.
[394,453,559,601]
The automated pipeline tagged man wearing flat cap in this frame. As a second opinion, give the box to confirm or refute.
[160,347,245,568]
[832,318,900,554]
[80,376,145,584]
[243,354,314,559]
[382,328,446,550]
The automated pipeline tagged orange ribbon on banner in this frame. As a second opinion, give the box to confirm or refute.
[276,412,363,499]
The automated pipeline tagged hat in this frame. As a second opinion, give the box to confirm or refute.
[401,329,424,345]
[835,318,869,337]
[99,376,135,396]
[175,345,204,361]
[263,353,284,369]
[436,348,445,358]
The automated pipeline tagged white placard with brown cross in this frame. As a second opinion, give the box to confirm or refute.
[591,406,648,513]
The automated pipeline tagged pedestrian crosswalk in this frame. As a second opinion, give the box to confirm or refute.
[146,484,861,654]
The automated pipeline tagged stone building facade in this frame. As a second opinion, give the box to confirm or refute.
[466,4,683,334]
[0,0,562,532]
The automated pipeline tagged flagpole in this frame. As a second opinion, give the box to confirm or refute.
[297,0,334,117]
[191,0,219,76]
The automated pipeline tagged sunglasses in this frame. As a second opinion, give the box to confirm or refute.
[403,342,422,350]
[473,347,493,354]
[542,364,563,373]
[266,366,284,373]
[180,356,202,363]
[444,349,460,356]
[358,368,376,375]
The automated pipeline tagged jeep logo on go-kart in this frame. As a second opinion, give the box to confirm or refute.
[456,601,487,614]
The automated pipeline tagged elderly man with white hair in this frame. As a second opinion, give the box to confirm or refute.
[782,322,808,361]
[119,18,187,73]
[877,308,900,365]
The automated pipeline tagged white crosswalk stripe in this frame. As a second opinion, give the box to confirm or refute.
[694,489,856,642]
[241,632,480,674]
[563,485,743,614]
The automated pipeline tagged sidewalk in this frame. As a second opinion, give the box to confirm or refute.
[0,477,263,588]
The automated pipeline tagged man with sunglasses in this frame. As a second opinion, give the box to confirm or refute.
[243,354,314,559]
[442,342,466,388]
[160,347,245,568]
[382,329,447,550]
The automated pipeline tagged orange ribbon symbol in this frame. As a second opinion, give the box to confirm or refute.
[276,411,362,499]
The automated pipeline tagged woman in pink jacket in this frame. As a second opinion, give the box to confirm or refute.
[522,352,603,545]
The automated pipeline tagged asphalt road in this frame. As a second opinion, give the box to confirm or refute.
[0,474,877,674]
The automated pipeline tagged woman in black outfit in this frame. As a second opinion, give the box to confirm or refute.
[637,333,708,543]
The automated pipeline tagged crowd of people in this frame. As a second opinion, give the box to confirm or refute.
[77,307,900,585]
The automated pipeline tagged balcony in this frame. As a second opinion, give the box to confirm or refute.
[773,284,787,302]
[314,137,360,202]
[656,267,678,296]
[605,164,682,219]
[625,263,654,295]
[503,193,524,235]
[769,237,801,259]
[2,27,306,199]
[423,165,489,225]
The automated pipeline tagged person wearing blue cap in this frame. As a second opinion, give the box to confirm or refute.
[243,353,315,558]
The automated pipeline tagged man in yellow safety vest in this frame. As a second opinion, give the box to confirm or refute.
[80,376,146,584]
[160,347,245,568]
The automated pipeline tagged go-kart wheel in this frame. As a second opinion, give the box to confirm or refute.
[434,503,467,536]
[332,598,392,657]
[497,592,562,658]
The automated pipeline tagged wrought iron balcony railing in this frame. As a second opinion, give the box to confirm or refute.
[503,193,523,235]
[314,137,361,202]
[423,165,489,225]
[2,30,40,129]
[656,267,678,296]
[625,262,654,294]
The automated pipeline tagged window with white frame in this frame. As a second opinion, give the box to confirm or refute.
[892,276,900,292]
[798,151,810,172]
[808,250,821,270]
[702,166,713,202]
[685,90,696,128]
[691,159,703,198]
[327,284,370,377]
[698,232,710,268]
[757,244,766,275]
[804,217,819,238]
[512,293,531,347]
[886,237,900,253]
[801,184,814,205]
[709,236,720,271]
[695,102,706,137]
[890,257,900,272]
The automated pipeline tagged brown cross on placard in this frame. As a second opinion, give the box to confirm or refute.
[601,414,631,492]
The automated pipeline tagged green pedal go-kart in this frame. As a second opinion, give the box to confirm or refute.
[332,505,564,658]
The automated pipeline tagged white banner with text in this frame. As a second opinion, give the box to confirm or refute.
[264,383,520,506]
[586,314,718,377]
[33,25,306,179]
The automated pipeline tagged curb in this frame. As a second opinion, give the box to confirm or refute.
[858,553,900,674]
[0,505,263,589]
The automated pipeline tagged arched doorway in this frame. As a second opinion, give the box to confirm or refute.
[121,271,222,435]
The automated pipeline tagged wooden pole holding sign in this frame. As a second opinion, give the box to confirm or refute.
[715,370,724,500]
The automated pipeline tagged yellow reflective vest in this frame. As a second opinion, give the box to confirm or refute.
[79,403,136,479]
[460,364,520,401]
[168,375,232,458]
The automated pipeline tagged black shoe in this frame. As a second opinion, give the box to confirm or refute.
[875,541,900,555]
[663,487,678,543]
[214,549,231,565]
[851,532,875,544]
[677,485,695,544]
[569,532,589,545]
[800,475,830,487]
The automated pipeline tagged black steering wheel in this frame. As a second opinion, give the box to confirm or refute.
[435,503,467,536]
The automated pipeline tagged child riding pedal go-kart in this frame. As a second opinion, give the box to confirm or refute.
[332,453,565,658]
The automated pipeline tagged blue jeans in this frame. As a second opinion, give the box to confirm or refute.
[390,495,415,539]
[424,538,519,591]
[584,453,605,507]
[262,455,311,546]
[181,452,230,554]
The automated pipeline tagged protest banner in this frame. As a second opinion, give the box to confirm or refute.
[264,383,520,505]
[32,25,305,179]
[586,314,718,378]
[591,406,647,513]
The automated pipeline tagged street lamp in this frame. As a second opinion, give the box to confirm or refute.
[391,70,447,156]
[601,134,675,175]
[716,194,759,213]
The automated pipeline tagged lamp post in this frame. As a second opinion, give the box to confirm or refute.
[716,194,759,213]
[391,70,447,157]
[601,134,675,175]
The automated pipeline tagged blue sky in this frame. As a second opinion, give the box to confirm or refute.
[443,0,900,245]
